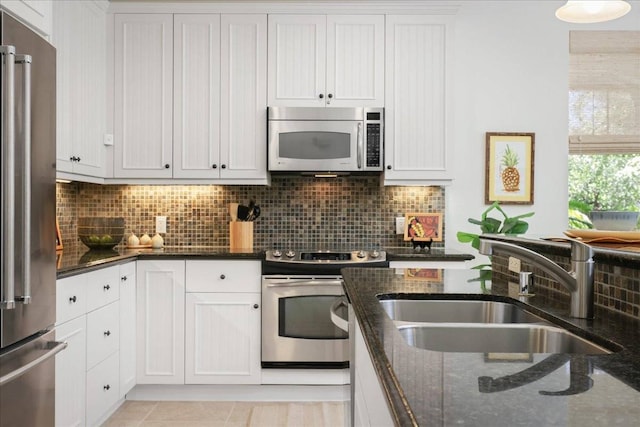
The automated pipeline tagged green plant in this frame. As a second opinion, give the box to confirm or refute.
[457,202,534,290]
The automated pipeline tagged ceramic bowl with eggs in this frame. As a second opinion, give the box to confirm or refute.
[589,211,639,231]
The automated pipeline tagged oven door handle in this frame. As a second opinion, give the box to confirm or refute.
[330,297,349,333]
[265,280,344,287]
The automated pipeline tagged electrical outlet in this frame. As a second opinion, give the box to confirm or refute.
[155,216,167,234]
[395,217,405,235]
[508,256,521,273]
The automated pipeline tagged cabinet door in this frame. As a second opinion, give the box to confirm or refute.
[53,0,106,178]
[384,16,454,183]
[119,262,136,397]
[86,301,119,370]
[0,0,52,37]
[185,292,261,384]
[220,14,267,180]
[55,316,86,427]
[326,15,384,107]
[173,14,221,179]
[114,14,173,178]
[267,14,326,107]
[136,260,185,384]
[86,351,120,427]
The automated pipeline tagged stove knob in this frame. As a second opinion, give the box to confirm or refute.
[370,250,380,259]
[285,250,296,258]
[272,250,282,258]
[357,250,366,259]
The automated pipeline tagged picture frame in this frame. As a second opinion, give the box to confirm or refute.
[55,218,63,251]
[404,268,443,282]
[403,213,443,242]
[485,132,535,205]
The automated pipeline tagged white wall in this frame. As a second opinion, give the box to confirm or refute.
[446,0,640,257]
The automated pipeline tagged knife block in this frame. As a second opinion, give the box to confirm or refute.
[229,221,253,251]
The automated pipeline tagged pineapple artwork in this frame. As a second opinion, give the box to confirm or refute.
[500,145,520,192]
[485,133,535,204]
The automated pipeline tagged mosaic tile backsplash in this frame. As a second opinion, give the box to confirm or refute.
[56,176,445,250]
[492,253,640,321]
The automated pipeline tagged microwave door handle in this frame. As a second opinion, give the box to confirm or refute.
[357,122,363,169]
[15,55,31,304]
[1,45,16,310]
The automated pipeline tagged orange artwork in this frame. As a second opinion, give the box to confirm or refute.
[404,268,443,281]
[403,213,443,242]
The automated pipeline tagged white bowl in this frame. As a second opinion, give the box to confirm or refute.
[589,211,639,231]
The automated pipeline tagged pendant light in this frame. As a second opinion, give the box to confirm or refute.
[556,1,632,23]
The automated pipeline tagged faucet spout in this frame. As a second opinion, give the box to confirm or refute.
[479,238,595,319]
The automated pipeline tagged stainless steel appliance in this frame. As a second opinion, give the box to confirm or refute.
[261,249,387,368]
[1,12,65,427]
[268,107,384,174]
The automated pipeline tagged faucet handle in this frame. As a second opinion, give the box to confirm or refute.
[570,239,594,263]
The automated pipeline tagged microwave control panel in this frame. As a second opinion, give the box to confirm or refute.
[364,109,384,170]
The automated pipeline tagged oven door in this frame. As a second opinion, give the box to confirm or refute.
[262,276,349,368]
[268,120,362,172]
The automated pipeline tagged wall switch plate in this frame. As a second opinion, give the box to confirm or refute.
[395,217,405,235]
[155,216,167,234]
[508,256,521,273]
[104,133,114,146]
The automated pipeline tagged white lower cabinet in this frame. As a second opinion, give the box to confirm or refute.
[119,262,137,396]
[185,260,262,384]
[86,351,120,427]
[55,316,86,427]
[136,260,186,384]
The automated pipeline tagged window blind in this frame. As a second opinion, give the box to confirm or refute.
[569,31,640,154]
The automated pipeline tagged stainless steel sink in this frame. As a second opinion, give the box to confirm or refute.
[397,324,611,354]
[379,299,550,324]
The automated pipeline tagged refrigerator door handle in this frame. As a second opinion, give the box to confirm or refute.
[0,341,67,386]
[15,54,32,304]
[1,44,16,310]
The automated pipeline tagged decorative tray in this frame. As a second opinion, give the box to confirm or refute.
[564,229,640,243]
[126,244,153,249]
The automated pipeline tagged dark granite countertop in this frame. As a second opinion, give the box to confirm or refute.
[385,246,474,262]
[342,267,640,427]
[56,243,263,278]
[481,234,640,268]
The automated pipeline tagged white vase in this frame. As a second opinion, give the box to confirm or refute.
[151,233,164,249]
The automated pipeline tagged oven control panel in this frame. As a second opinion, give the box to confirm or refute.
[265,250,386,263]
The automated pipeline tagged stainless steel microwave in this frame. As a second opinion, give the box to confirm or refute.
[268,107,384,173]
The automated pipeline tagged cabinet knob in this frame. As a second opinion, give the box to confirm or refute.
[69,296,77,303]
[121,276,127,281]
[104,330,111,336]
[221,164,226,169]
[69,156,74,161]
[318,94,324,99]
[103,385,110,391]
[77,157,81,162]
[103,284,110,291]
[386,165,392,170]
[220,274,226,280]
[253,304,259,309]
[327,93,333,99]
[165,164,170,169]
[212,164,217,169]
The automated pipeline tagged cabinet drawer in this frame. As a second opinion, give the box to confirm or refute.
[56,275,87,324]
[86,351,120,427]
[86,266,120,312]
[186,260,260,293]
[86,302,119,370]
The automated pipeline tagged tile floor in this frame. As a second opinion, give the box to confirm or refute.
[102,400,346,427]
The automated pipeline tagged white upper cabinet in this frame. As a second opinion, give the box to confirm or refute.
[0,0,52,37]
[53,0,107,179]
[173,14,267,180]
[114,14,174,179]
[268,14,383,107]
[384,15,454,184]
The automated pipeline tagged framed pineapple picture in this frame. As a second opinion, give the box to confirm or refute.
[485,132,535,205]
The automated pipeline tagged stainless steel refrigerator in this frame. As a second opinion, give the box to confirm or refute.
[1,12,66,427]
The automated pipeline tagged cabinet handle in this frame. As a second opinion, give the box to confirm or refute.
[253,304,259,309]
[221,164,226,169]
[212,164,217,169]
[318,94,324,99]
[327,94,333,99]
[220,274,225,280]
[103,284,110,291]
[69,296,76,303]
[121,276,127,281]
[386,165,392,170]
[103,385,110,391]
[77,157,81,162]
[165,164,170,169]
[104,330,111,337]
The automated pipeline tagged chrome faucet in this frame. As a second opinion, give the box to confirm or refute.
[479,238,595,319]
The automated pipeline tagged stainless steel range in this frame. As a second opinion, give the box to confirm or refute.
[261,249,388,369]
